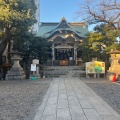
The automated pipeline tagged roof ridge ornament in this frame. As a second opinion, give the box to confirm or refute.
[61,17,66,22]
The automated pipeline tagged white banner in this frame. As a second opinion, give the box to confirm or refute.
[31,64,36,71]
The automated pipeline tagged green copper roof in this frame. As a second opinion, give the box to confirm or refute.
[36,18,88,38]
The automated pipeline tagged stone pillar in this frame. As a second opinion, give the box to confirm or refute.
[52,43,55,66]
[36,65,39,75]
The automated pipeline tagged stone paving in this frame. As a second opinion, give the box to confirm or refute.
[33,77,120,120]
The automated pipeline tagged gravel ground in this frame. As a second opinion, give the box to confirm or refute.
[81,77,120,115]
[0,78,52,120]
[1,77,120,120]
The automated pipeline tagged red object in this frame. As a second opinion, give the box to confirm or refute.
[112,73,116,82]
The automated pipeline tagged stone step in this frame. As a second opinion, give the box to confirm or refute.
[45,66,84,70]
[45,65,86,78]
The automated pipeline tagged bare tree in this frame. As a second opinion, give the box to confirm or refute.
[76,0,120,29]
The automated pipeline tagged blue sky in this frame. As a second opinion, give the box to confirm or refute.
[40,0,95,31]
[40,0,83,22]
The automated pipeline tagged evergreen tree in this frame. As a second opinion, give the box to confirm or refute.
[13,37,51,63]
[0,0,37,55]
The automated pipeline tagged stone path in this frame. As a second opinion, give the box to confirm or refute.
[33,77,120,120]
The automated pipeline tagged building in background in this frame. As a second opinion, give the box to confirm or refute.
[33,0,40,32]
[36,17,88,66]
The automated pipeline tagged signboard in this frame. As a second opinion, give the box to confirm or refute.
[86,62,95,74]
[33,59,39,64]
[31,64,36,71]
[86,61,105,74]
[94,61,105,73]
[69,57,73,60]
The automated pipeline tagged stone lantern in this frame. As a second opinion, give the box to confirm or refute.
[106,49,120,81]
[6,51,26,80]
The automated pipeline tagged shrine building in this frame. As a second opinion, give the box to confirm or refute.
[36,17,88,66]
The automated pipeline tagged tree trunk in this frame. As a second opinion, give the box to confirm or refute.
[0,28,11,55]
[0,28,11,72]
[0,39,8,55]
[7,39,11,63]
[0,39,8,74]
[0,54,2,73]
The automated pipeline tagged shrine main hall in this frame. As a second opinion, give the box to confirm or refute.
[36,17,88,66]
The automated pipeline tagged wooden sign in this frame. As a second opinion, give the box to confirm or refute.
[33,59,39,64]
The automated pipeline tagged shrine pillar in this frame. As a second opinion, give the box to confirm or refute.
[73,45,78,65]
[75,48,77,65]
[52,43,55,65]
[74,46,77,60]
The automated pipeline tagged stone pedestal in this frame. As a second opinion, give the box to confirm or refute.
[106,50,120,81]
[6,51,26,80]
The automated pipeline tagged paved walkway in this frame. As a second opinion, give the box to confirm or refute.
[33,77,120,120]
